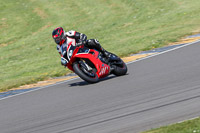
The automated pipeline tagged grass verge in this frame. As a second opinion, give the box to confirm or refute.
[1,0,200,91]
[143,117,200,133]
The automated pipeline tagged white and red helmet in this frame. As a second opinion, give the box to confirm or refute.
[52,27,65,45]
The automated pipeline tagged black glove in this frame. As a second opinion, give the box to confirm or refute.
[80,33,87,41]
[61,57,68,66]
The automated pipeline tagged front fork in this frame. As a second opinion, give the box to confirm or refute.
[79,60,93,71]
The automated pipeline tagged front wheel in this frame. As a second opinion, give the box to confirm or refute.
[73,61,99,83]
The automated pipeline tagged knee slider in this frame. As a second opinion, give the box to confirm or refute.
[94,39,100,45]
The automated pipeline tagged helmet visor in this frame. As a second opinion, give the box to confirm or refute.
[54,36,62,44]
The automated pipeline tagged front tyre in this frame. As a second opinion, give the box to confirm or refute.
[73,62,99,83]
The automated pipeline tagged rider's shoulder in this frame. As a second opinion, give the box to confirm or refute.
[65,30,76,37]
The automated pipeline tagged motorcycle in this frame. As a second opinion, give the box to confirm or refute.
[61,40,128,83]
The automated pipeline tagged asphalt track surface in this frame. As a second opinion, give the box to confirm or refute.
[1,41,200,133]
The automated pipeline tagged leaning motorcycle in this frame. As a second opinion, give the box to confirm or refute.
[61,40,128,83]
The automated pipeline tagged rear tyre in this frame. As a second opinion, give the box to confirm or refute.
[112,57,128,76]
[73,62,99,83]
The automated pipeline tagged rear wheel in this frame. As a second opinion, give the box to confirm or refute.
[111,55,128,76]
[73,61,99,83]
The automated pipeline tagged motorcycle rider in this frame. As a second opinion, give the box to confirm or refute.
[52,27,111,66]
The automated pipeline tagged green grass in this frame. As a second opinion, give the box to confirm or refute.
[1,0,200,132]
[143,117,200,133]
[1,0,200,91]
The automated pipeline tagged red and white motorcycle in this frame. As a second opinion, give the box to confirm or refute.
[61,40,128,83]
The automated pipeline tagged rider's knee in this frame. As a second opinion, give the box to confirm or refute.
[87,39,100,47]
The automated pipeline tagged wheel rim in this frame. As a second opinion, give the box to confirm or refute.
[79,65,97,78]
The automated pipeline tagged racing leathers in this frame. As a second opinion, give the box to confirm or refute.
[57,30,110,66]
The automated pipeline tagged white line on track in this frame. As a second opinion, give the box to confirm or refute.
[0,77,80,101]
[1,39,200,101]
[126,39,200,65]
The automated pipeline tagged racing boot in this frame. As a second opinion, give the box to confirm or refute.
[86,39,111,59]
[101,49,111,59]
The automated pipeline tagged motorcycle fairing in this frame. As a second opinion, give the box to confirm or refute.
[70,49,110,78]
[61,40,110,78]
